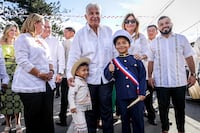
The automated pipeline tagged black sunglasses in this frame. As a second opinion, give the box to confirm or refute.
[124,19,136,24]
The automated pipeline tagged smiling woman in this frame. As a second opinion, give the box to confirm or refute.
[0,23,23,133]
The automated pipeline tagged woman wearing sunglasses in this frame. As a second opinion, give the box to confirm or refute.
[122,13,148,61]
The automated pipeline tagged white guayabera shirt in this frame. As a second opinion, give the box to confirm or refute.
[148,33,194,87]
[67,23,116,85]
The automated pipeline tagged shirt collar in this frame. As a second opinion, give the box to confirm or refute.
[131,32,136,38]
[119,53,129,57]
[158,32,176,39]
[86,23,100,32]
[75,76,86,81]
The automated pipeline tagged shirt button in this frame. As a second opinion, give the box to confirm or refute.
[126,85,130,88]
[124,60,127,62]
[126,76,128,79]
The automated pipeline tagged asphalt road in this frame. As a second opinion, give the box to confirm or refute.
[0,94,200,133]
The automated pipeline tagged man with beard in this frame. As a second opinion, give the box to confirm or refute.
[148,16,196,133]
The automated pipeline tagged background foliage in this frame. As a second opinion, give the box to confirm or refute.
[0,0,63,36]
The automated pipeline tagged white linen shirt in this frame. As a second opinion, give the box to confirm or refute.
[12,33,55,93]
[62,39,72,78]
[148,33,194,87]
[0,46,9,88]
[44,35,65,75]
[67,23,115,85]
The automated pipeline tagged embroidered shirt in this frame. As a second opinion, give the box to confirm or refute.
[148,33,194,87]
[12,33,55,93]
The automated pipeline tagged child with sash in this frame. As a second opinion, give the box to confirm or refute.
[104,29,146,133]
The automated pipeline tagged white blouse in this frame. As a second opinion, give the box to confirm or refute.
[129,33,149,79]
[12,33,55,93]
[129,33,148,56]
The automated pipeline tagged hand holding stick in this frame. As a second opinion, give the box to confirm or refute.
[127,90,150,109]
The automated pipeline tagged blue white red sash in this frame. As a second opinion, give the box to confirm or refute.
[112,58,140,94]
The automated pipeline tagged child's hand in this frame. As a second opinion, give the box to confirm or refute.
[56,74,62,83]
[70,108,77,113]
[134,54,147,60]
[109,62,115,73]
[138,95,145,101]
[68,78,75,87]
[134,54,141,60]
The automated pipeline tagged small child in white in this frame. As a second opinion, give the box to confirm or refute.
[67,57,92,133]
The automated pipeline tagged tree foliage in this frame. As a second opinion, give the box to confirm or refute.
[0,0,62,35]
[6,0,60,15]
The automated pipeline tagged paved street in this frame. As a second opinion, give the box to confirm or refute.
[0,95,200,133]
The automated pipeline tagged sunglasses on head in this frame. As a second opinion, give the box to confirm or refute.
[124,19,136,24]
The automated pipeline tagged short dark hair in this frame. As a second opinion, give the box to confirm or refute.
[147,24,157,29]
[157,16,170,23]
[65,27,75,33]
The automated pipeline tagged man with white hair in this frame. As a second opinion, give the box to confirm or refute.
[67,3,115,133]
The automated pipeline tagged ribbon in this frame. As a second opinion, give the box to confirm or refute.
[112,58,139,94]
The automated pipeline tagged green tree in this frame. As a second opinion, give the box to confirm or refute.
[6,0,60,15]
[1,0,62,35]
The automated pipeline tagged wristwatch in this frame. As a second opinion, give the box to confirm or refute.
[190,72,196,77]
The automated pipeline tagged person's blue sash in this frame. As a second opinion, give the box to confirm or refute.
[112,58,139,94]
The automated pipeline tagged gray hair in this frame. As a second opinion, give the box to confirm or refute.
[85,3,101,15]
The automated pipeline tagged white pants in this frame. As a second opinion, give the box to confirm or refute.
[66,109,88,133]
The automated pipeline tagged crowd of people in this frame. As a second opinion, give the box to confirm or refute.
[0,2,198,133]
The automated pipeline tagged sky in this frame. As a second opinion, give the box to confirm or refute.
[46,0,200,42]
